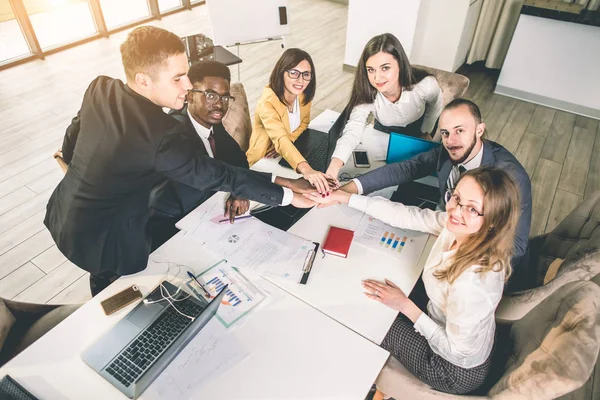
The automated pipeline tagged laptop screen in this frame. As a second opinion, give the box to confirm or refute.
[386,131,441,164]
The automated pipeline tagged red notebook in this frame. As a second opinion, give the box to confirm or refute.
[322,226,354,258]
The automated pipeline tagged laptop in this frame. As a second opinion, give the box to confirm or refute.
[278,128,331,173]
[385,130,442,210]
[385,131,441,164]
[255,114,346,231]
[82,281,227,399]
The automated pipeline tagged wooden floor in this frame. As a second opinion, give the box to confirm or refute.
[0,0,597,305]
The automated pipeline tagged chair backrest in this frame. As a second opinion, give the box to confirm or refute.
[413,65,469,142]
[413,65,470,108]
[222,82,252,151]
[533,194,600,287]
[489,280,600,399]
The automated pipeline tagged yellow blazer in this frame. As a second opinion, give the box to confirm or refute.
[246,86,311,170]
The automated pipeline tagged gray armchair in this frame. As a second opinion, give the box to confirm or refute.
[0,298,81,367]
[497,194,600,322]
[374,277,600,400]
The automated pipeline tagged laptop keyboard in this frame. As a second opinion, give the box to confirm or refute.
[105,297,205,387]
[305,141,329,172]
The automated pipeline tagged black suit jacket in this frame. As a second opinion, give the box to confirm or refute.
[357,140,532,290]
[44,76,283,276]
[150,108,254,217]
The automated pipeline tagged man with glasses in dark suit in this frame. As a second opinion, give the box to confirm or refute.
[149,61,255,250]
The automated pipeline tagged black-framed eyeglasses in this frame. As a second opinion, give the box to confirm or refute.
[188,89,235,105]
[444,189,484,218]
[286,69,313,81]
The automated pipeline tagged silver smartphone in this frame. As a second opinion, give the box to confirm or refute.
[353,150,370,168]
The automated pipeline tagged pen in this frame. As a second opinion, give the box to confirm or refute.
[218,215,253,224]
[250,205,274,215]
[186,271,211,298]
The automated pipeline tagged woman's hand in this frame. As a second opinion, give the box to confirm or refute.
[296,162,334,194]
[290,193,316,209]
[362,279,409,311]
[303,190,351,205]
[265,148,280,158]
[325,158,344,181]
[362,279,423,322]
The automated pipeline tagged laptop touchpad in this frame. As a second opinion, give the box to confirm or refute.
[127,303,164,329]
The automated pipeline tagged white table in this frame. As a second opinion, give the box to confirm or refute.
[251,120,437,344]
[0,233,389,399]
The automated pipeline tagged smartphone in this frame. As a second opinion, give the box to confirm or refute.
[353,150,370,168]
[100,285,142,316]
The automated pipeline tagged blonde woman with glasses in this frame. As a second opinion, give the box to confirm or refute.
[306,167,520,395]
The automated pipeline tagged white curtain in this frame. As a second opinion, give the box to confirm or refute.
[466,0,598,70]
[466,0,524,69]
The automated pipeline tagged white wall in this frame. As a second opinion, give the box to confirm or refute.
[410,0,470,71]
[497,15,600,118]
[343,0,422,67]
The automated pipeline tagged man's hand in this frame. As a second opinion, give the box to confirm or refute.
[265,148,279,158]
[53,149,68,174]
[290,193,316,209]
[224,195,250,223]
[275,177,339,194]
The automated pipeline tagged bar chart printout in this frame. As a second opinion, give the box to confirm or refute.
[187,260,267,328]
[353,215,429,262]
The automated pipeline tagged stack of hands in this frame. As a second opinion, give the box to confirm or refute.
[224,175,343,223]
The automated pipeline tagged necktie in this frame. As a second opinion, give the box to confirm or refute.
[207,129,217,158]
[446,165,466,193]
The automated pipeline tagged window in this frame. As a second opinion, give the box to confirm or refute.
[0,1,31,62]
[23,0,97,50]
[99,0,150,30]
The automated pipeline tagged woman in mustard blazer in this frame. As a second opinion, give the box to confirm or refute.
[246,48,332,193]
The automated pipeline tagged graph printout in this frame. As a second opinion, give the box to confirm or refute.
[187,260,266,328]
[353,215,429,263]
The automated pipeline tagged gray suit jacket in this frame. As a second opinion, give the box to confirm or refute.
[357,140,532,290]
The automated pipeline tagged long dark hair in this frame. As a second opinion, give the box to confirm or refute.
[343,33,431,120]
[268,48,316,106]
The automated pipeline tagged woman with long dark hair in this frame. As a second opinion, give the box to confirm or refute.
[307,167,519,394]
[326,33,443,179]
[247,48,333,193]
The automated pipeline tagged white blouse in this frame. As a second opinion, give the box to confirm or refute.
[288,97,301,132]
[348,194,504,369]
[331,75,443,164]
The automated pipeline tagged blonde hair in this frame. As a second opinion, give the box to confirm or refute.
[434,167,520,284]
[120,26,185,82]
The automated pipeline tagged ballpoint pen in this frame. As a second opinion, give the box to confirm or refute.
[218,214,253,224]
[186,271,211,298]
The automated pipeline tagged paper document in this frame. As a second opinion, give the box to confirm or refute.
[362,128,389,161]
[146,320,248,399]
[308,109,340,133]
[178,193,316,282]
[353,215,429,263]
[187,260,267,328]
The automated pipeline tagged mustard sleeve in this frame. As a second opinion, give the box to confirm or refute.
[257,101,307,171]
